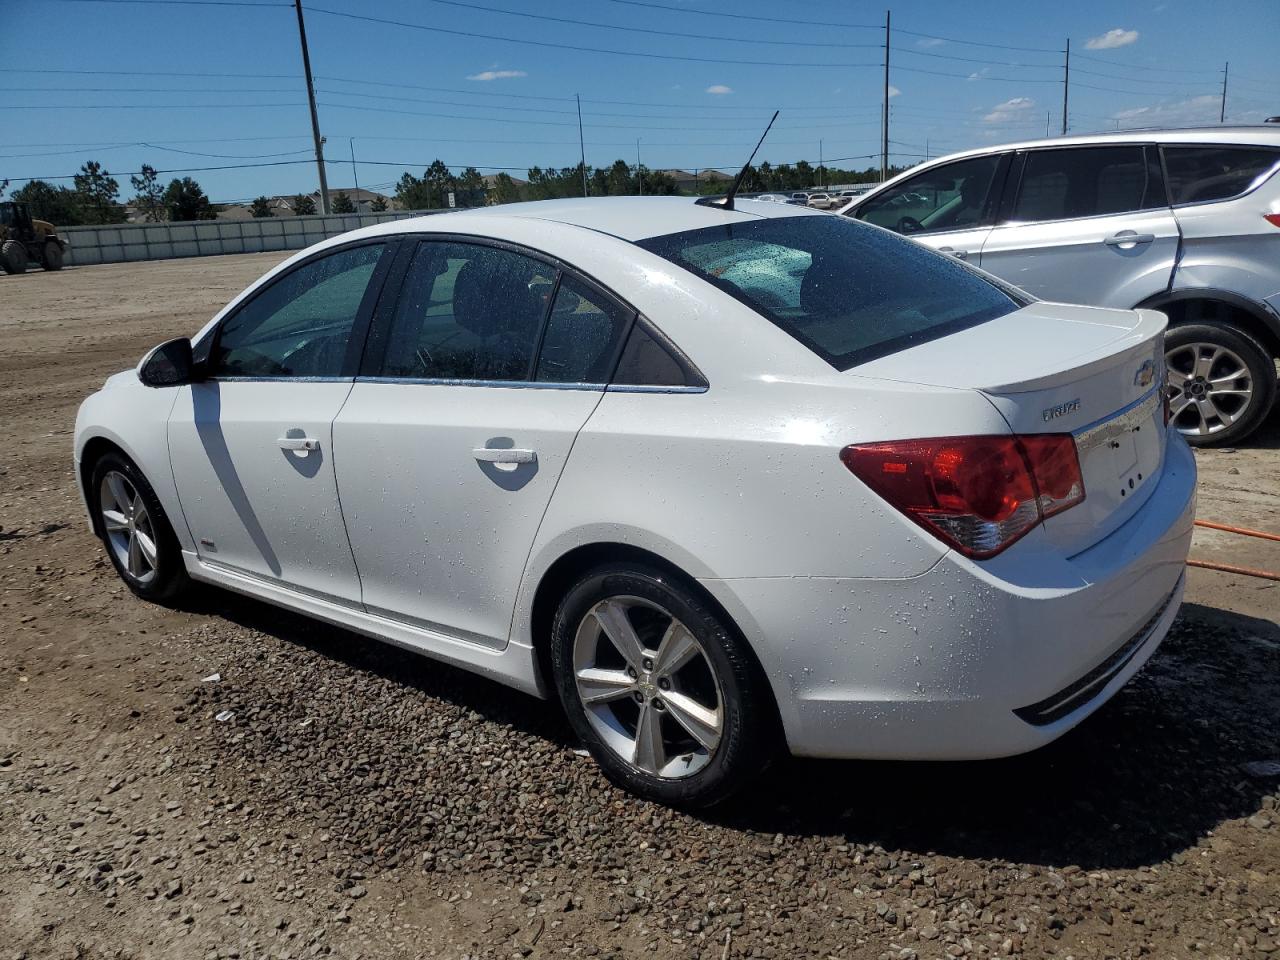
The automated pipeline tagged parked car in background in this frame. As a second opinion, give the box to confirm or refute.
[838,127,1280,445]
[754,193,790,203]
[789,192,810,204]
[838,186,876,200]
[806,192,838,210]
[76,197,1195,807]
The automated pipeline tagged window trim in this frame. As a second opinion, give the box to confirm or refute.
[1158,142,1280,209]
[200,237,399,382]
[854,152,1012,238]
[358,231,706,391]
[995,141,1170,228]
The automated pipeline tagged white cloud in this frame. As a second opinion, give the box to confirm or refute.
[466,69,527,81]
[705,84,733,95]
[967,67,990,82]
[1112,94,1219,127]
[1086,28,1139,50]
[916,37,945,48]
[984,96,1035,123]
[888,85,901,98]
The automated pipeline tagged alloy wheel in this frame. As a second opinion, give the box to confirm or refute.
[99,470,159,584]
[1165,341,1255,438]
[572,595,724,779]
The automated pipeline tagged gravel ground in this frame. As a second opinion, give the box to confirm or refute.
[2,255,1279,960]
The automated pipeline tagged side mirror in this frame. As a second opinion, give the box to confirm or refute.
[139,337,196,387]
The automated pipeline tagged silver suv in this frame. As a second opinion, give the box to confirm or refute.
[840,127,1280,445]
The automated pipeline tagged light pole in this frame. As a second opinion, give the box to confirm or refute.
[349,138,360,210]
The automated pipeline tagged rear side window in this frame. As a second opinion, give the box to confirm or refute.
[636,215,1024,370]
[534,276,632,384]
[1011,146,1164,223]
[1162,145,1280,205]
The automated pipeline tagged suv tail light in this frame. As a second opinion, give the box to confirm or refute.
[840,435,1085,559]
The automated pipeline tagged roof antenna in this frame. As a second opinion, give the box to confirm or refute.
[696,110,779,211]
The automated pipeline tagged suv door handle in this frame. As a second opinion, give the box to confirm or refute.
[937,246,969,259]
[278,436,320,452]
[473,447,536,464]
[1104,231,1156,247]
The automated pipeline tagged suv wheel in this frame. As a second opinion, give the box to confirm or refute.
[550,563,776,807]
[1164,323,1277,446]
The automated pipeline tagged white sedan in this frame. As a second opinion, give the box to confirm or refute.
[75,197,1196,807]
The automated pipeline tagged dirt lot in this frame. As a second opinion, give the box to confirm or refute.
[2,254,1278,960]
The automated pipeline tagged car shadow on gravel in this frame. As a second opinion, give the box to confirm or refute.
[713,603,1280,871]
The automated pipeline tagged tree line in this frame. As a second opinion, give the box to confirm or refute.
[1,156,909,226]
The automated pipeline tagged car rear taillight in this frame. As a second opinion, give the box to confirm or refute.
[1264,213,1280,228]
[840,435,1085,559]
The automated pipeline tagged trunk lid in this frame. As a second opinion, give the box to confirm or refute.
[852,302,1169,556]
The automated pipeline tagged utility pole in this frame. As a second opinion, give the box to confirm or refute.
[924,138,929,162]
[637,139,643,196]
[294,0,330,214]
[1045,111,1050,137]
[575,94,588,198]
[881,8,890,181]
[1220,61,1229,123]
[1061,38,1070,136]
[819,138,824,188]
[349,138,360,207]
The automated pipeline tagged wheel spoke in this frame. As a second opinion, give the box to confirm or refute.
[1207,387,1252,397]
[654,621,699,676]
[106,473,132,514]
[661,691,721,751]
[592,599,646,670]
[632,702,666,774]
[1193,346,1220,380]
[575,666,635,705]
[101,509,129,533]
[1201,395,1239,427]
[1208,368,1248,386]
[126,531,143,576]
[1165,367,1190,388]
[135,529,158,570]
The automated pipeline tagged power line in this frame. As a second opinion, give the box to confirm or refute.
[0,102,305,110]
[304,6,877,68]
[893,28,1061,54]
[889,46,1060,68]
[595,0,879,30]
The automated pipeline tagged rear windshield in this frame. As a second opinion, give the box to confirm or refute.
[635,215,1024,370]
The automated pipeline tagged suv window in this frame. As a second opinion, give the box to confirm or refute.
[636,215,1024,370]
[380,241,555,381]
[535,276,632,384]
[1011,146,1163,223]
[213,243,385,378]
[856,154,1002,235]
[1162,145,1280,205]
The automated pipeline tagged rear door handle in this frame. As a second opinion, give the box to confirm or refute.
[937,246,969,259]
[1104,231,1156,246]
[278,436,320,452]
[473,447,536,464]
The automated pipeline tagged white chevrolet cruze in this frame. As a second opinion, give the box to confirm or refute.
[75,197,1196,806]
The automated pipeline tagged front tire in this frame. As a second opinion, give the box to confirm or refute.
[89,452,191,604]
[550,562,776,807]
[1164,323,1277,446]
[42,241,64,271]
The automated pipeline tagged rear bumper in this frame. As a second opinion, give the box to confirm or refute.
[700,428,1197,760]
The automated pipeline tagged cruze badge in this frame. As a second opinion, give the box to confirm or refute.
[1133,358,1156,389]
[1042,398,1081,422]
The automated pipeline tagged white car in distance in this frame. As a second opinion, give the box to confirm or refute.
[75,197,1196,807]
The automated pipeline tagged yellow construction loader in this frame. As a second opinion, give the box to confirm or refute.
[0,201,66,274]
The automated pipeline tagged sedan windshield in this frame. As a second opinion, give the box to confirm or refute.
[636,215,1025,370]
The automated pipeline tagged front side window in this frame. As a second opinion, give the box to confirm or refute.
[1162,144,1280,205]
[380,241,555,381]
[213,243,385,377]
[1010,146,1163,223]
[856,155,1002,235]
[637,215,1024,370]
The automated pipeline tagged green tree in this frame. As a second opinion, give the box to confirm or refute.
[489,172,522,205]
[249,196,274,218]
[331,191,356,214]
[604,159,632,195]
[292,193,316,216]
[526,164,586,200]
[129,164,166,222]
[641,168,679,195]
[370,195,387,212]
[0,179,8,199]
[424,159,455,207]
[163,177,215,221]
[10,180,83,225]
[73,161,124,224]
[394,171,432,210]
[456,167,486,207]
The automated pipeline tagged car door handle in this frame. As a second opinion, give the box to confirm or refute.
[1104,232,1156,246]
[937,246,968,260]
[473,447,536,464]
[277,436,320,452]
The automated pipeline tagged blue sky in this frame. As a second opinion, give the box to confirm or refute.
[4,0,1277,203]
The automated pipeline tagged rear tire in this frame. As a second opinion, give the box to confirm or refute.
[89,451,191,605]
[550,562,777,807]
[1,240,27,275]
[42,241,64,271]
[1164,322,1277,447]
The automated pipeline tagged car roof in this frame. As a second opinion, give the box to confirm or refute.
[371,195,826,243]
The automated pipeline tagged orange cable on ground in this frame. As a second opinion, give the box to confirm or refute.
[1189,519,1280,581]
[1194,519,1280,543]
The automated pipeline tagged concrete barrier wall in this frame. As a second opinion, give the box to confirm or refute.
[60,209,446,267]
